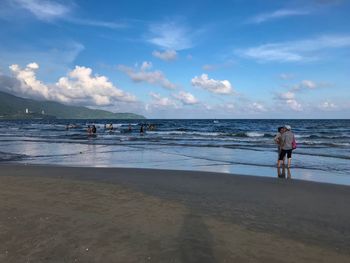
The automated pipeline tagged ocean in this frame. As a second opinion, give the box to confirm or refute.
[1,119,349,185]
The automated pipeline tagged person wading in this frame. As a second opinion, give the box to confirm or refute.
[277,125,296,168]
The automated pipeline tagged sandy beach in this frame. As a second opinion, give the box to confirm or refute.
[0,165,349,262]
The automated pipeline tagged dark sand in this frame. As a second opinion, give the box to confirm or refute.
[0,165,349,262]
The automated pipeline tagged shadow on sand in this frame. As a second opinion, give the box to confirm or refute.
[178,213,216,263]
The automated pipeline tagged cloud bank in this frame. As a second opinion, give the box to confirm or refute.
[7,62,136,106]
[148,92,177,108]
[118,62,176,90]
[191,74,233,94]
[237,35,350,62]
[146,90,198,111]
[12,0,124,29]
[147,21,194,50]
[247,9,309,24]
[276,91,303,111]
[152,50,177,61]
[14,0,70,21]
[173,91,198,105]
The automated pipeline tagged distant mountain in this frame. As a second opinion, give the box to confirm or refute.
[0,91,145,119]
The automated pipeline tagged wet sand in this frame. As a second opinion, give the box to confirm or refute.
[0,165,349,262]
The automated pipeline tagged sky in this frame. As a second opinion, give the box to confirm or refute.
[0,0,349,118]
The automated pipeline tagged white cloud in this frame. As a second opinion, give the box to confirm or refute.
[27,62,39,70]
[140,61,153,71]
[8,62,136,106]
[319,101,337,110]
[118,62,176,90]
[292,80,323,91]
[11,0,124,29]
[9,63,50,98]
[300,80,317,89]
[173,91,198,105]
[274,78,331,112]
[152,50,177,61]
[279,91,295,100]
[249,102,267,112]
[248,9,309,24]
[191,74,233,94]
[286,99,303,111]
[237,35,350,62]
[147,21,194,50]
[14,0,70,21]
[148,92,177,108]
[276,91,303,111]
[65,18,126,29]
[239,44,303,62]
[146,91,198,111]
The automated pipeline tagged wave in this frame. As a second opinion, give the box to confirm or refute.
[298,140,350,147]
[0,151,27,162]
[291,151,350,160]
[232,132,273,138]
[146,130,276,138]
[295,134,350,140]
[147,131,222,137]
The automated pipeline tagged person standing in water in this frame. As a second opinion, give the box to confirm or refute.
[92,125,97,134]
[277,165,292,179]
[278,125,295,168]
[140,124,144,134]
[87,125,92,135]
[274,126,285,163]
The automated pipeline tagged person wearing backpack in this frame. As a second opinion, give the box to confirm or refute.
[277,125,296,168]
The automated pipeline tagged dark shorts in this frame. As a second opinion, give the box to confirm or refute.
[279,149,292,160]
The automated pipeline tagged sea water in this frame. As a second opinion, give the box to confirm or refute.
[0,119,349,185]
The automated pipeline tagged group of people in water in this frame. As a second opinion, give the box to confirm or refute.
[66,123,156,136]
[274,124,296,170]
[67,122,296,175]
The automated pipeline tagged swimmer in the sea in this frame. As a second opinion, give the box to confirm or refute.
[140,124,144,134]
[92,125,97,134]
[87,125,92,135]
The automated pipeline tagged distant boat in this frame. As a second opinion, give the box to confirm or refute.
[213,120,219,124]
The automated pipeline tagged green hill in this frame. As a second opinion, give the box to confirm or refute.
[0,91,145,119]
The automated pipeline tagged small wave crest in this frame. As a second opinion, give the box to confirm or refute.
[232,132,270,138]
[0,151,27,162]
[299,140,350,147]
[147,131,222,137]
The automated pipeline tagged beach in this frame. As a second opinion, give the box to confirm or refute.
[1,165,349,262]
[2,0,350,261]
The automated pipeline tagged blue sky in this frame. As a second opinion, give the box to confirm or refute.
[0,0,349,118]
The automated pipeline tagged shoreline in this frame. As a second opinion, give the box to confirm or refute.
[2,162,350,187]
[1,119,349,188]
[1,164,350,262]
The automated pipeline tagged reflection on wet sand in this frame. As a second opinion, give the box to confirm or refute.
[277,166,292,179]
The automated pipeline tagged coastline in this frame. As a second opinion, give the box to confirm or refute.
[1,119,349,186]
